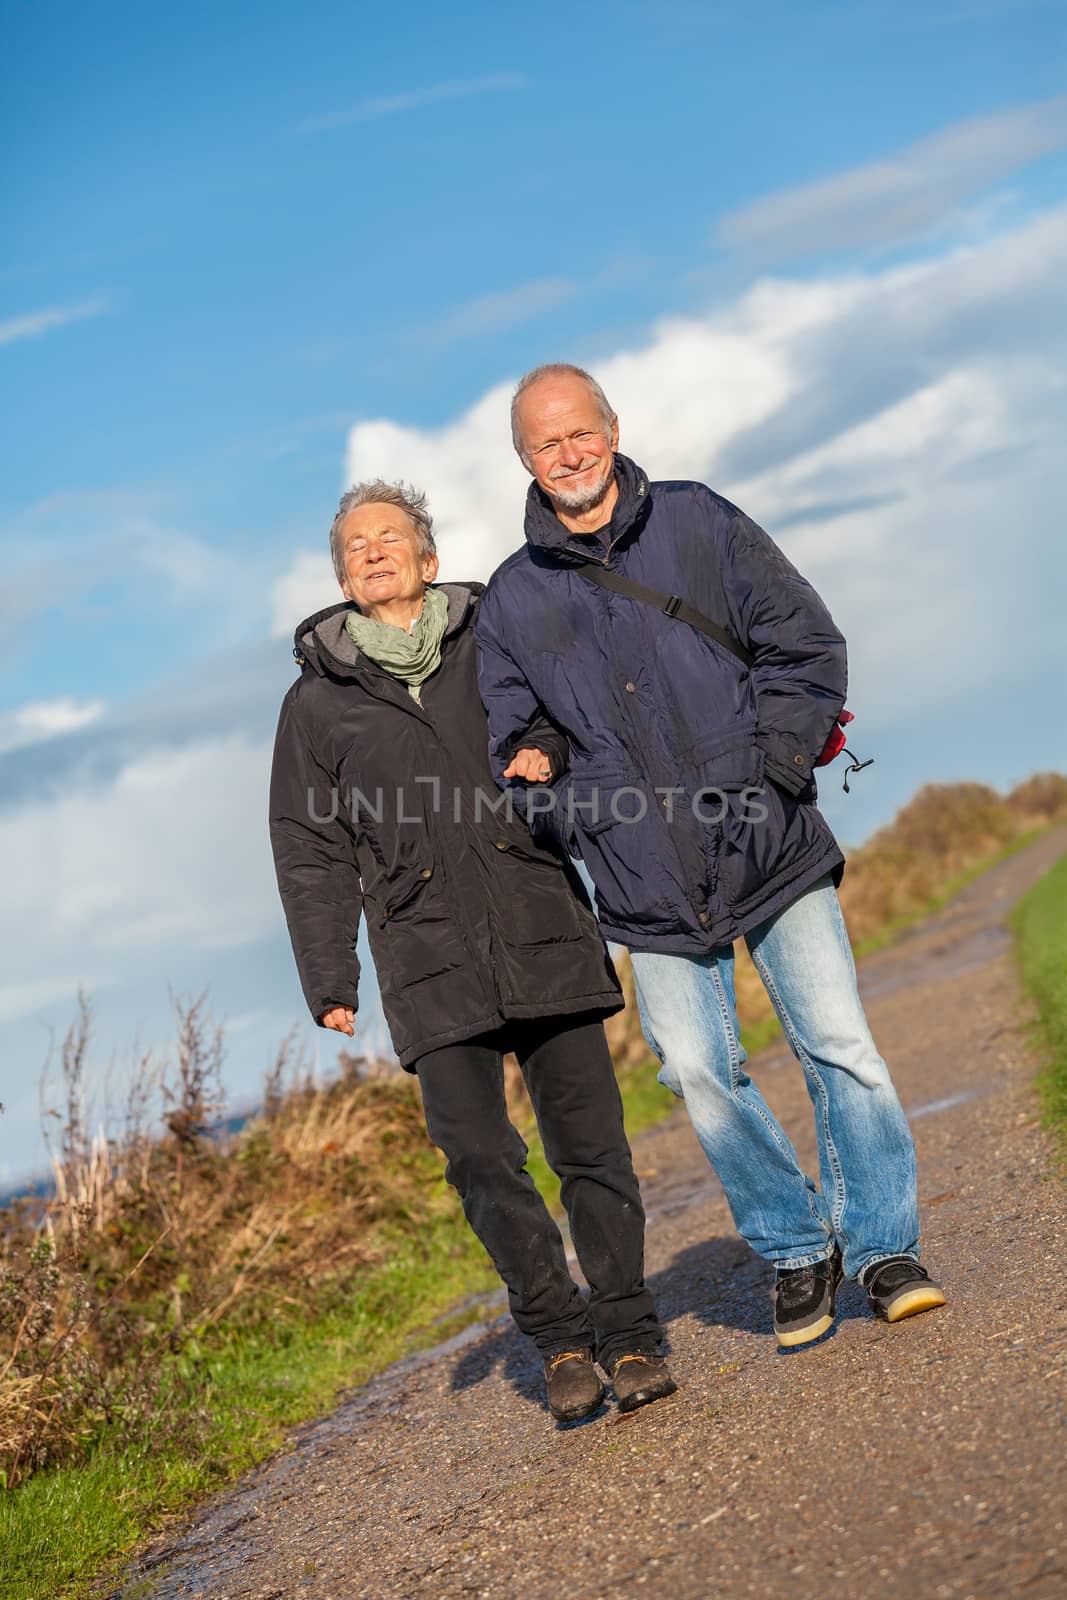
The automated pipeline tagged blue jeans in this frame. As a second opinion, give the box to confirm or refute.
[630,876,919,1281]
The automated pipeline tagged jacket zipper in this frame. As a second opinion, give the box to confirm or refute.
[566,528,713,928]
[417,698,500,1014]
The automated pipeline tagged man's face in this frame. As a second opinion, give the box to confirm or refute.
[515,375,619,517]
[338,502,439,612]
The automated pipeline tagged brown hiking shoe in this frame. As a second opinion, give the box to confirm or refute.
[608,1353,678,1415]
[544,1350,605,1422]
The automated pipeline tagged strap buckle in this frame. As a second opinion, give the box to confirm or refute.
[663,595,682,617]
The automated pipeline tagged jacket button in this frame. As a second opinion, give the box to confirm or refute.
[495,839,508,851]
[624,680,636,693]
[698,911,710,925]
[794,753,807,766]
[421,868,433,878]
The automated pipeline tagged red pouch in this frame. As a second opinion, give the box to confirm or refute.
[816,711,873,792]
[816,709,854,767]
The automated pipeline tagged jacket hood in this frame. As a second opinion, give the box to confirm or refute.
[292,581,481,677]
[523,452,651,561]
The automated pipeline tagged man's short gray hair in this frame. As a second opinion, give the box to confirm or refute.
[510,363,616,466]
[329,479,436,587]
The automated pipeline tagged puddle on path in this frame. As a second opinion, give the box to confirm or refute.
[907,1085,987,1121]
[859,921,1007,1001]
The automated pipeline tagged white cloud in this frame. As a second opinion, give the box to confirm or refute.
[418,277,579,345]
[0,490,264,658]
[298,73,525,133]
[717,96,1067,259]
[727,359,1062,717]
[270,549,338,637]
[0,719,370,1186]
[2,733,278,957]
[404,256,657,353]
[133,525,245,600]
[298,200,1067,731]
[22,697,106,737]
[0,974,111,1026]
[0,294,109,348]
[0,697,105,754]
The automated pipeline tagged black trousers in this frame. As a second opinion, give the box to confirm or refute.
[415,1012,662,1369]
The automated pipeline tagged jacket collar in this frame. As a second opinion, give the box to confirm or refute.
[292,582,478,677]
[522,452,650,564]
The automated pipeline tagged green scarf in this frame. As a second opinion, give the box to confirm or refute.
[344,586,450,704]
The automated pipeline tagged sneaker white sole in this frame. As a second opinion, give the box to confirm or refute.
[774,1310,834,1348]
[883,1285,947,1322]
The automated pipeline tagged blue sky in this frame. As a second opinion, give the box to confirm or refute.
[2,0,1066,1185]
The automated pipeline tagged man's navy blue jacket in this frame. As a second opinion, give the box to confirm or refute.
[476,453,848,953]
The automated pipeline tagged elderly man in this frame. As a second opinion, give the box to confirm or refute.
[269,477,676,1421]
[476,363,946,1348]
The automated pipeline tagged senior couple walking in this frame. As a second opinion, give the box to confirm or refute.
[269,364,945,1424]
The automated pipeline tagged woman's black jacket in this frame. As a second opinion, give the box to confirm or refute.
[268,582,622,1066]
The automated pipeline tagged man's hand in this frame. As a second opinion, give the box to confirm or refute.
[502,745,555,783]
[322,1006,355,1036]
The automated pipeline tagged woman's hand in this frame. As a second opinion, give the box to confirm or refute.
[321,1006,355,1036]
[502,746,554,783]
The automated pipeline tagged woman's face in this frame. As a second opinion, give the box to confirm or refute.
[339,502,438,617]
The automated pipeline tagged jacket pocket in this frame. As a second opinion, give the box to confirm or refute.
[489,837,584,945]
[682,728,762,785]
[377,863,436,926]
[692,740,822,917]
[366,863,465,994]
[684,733,767,912]
[563,770,647,836]
[564,774,679,932]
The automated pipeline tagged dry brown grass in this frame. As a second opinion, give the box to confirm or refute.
[838,772,1067,943]
[0,998,432,1488]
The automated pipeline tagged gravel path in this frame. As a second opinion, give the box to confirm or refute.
[116,830,1067,1600]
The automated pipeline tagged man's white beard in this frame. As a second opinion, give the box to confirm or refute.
[548,457,614,516]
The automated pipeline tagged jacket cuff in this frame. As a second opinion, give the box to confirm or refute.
[315,997,358,1026]
[502,726,569,781]
[758,732,815,797]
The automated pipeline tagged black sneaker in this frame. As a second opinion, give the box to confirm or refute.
[544,1350,605,1422]
[773,1245,843,1348]
[863,1257,946,1323]
[608,1353,678,1415]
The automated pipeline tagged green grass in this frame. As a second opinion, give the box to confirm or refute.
[0,1209,500,1600]
[1013,848,1067,1142]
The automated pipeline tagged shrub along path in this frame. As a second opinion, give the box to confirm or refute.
[114,829,1067,1600]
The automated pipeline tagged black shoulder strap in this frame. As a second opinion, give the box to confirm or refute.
[570,560,755,670]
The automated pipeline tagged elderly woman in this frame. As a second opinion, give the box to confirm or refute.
[268,480,675,1421]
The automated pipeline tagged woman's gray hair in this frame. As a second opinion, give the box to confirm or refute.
[329,479,436,586]
[510,363,616,466]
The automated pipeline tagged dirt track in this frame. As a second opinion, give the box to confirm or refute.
[116,829,1067,1600]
